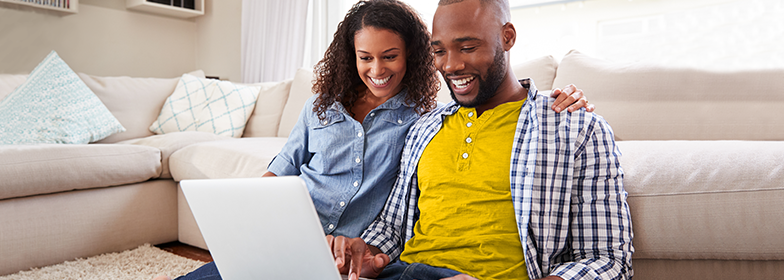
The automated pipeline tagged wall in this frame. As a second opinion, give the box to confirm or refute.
[508,0,783,70]
[0,0,242,81]
[195,0,241,82]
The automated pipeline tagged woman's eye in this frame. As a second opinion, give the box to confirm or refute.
[359,57,372,61]
[384,55,398,60]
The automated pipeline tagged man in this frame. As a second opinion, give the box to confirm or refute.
[328,0,634,279]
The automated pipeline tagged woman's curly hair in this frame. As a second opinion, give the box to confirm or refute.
[312,0,439,120]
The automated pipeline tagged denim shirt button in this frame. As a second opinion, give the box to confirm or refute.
[328,224,334,229]
[340,201,346,207]
[370,112,375,117]
[353,181,359,187]
[355,157,361,163]
[397,119,403,124]
[358,132,363,137]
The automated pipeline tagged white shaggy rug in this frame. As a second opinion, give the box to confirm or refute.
[0,244,205,280]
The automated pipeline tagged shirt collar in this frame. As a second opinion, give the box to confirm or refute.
[329,88,413,112]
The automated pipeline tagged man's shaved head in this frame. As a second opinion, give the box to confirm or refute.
[437,0,510,23]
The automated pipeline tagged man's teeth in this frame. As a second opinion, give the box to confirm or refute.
[370,76,390,85]
[452,77,474,89]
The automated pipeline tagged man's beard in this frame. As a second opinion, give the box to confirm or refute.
[447,46,507,108]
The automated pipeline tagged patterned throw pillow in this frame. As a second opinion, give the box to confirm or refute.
[149,74,261,137]
[0,51,125,145]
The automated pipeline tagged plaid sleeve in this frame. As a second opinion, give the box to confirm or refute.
[360,171,410,259]
[550,114,634,280]
[360,106,449,260]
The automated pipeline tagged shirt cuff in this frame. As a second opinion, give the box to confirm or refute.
[266,156,300,176]
[549,262,602,280]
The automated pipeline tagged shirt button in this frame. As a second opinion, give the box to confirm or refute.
[462,153,469,159]
[340,201,346,207]
[466,137,472,143]
[370,112,375,117]
[353,181,359,187]
[468,112,474,117]
[466,122,473,127]
[322,120,328,125]
[328,224,334,229]
[357,132,363,137]
[397,119,403,124]
[355,157,361,163]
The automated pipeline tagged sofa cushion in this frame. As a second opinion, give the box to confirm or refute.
[118,131,233,179]
[0,144,162,200]
[78,70,206,144]
[0,51,125,144]
[242,79,293,137]
[512,54,559,91]
[552,50,784,140]
[277,68,316,137]
[0,74,26,102]
[150,74,261,138]
[618,140,784,260]
[169,137,288,181]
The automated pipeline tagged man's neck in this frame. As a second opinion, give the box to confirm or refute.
[474,69,526,116]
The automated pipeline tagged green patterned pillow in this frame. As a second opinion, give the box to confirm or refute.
[0,51,125,144]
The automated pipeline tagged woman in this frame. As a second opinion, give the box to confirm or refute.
[156,0,589,279]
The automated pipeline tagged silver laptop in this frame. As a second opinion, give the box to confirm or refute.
[181,176,370,280]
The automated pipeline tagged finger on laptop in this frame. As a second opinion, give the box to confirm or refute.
[326,235,334,249]
[348,238,366,280]
[331,235,348,270]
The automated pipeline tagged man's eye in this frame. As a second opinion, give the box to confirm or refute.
[462,47,476,52]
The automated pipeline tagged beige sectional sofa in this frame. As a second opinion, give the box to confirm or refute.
[1,50,783,279]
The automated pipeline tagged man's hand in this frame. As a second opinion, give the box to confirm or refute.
[326,235,390,280]
[550,84,595,113]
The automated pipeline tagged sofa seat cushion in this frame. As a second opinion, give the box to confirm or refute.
[118,131,232,179]
[0,144,162,200]
[618,140,784,260]
[169,137,288,181]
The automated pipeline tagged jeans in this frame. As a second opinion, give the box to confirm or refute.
[174,262,221,280]
[376,261,462,280]
[175,260,462,280]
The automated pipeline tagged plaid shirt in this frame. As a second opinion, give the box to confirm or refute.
[361,79,634,280]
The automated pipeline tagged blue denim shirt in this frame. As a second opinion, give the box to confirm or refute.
[267,91,419,238]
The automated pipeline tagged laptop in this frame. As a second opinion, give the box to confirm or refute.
[181,176,371,280]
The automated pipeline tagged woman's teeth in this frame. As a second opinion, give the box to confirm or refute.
[370,76,391,86]
[452,77,474,89]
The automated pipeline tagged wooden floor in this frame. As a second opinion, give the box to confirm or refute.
[155,242,213,263]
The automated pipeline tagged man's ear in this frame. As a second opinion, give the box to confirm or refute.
[502,22,516,51]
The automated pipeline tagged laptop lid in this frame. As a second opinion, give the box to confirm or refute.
[180,176,343,280]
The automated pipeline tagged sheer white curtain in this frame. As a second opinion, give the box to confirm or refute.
[241,0,310,83]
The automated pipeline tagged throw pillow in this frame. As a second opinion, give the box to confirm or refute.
[0,51,125,145]
[149,74,261,138]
